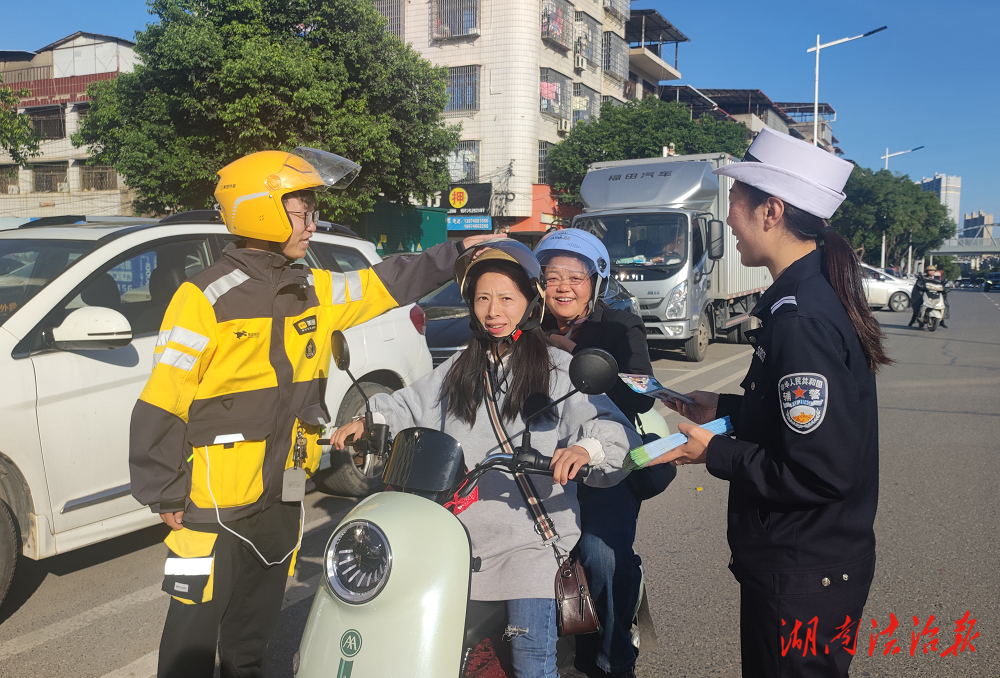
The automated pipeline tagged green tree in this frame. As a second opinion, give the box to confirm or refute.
[932,255,961,281]
[0,81,39,165]
[831,167,955,268]
[548,98,750,204]
[74,0,459,217]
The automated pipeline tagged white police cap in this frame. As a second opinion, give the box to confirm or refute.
[713,128,854,219]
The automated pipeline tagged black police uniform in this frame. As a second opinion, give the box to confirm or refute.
[706,249,879,677]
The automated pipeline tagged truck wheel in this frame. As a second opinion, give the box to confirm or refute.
[313,382,394,497]
[928,318,939,332]
[684,315,710,362]
[889,292,909,313]
[0,501,17,607]
[726,321,751,344]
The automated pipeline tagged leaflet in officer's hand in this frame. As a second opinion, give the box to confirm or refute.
[619,373,696,406]
[624,416,735,471]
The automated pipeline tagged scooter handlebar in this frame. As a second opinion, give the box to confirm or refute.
[524,452,590,482]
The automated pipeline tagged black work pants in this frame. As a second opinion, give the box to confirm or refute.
[157,503,300,678]
[738,570,873,678]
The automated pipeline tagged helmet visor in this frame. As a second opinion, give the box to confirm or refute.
[288,147,361,192]
[537,249,597,289]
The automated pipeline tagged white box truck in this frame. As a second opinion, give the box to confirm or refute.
[572,153,771,361]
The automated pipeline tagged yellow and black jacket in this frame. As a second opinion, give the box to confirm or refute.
[129,241,460,523]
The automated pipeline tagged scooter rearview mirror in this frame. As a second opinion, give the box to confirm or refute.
[331,330,350,371]
[568,348,619,395]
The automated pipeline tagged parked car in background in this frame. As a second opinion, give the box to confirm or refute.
[983,272,1000,291]
[0,212,431,607]
[861,264,912,312]
[420,273,640,367]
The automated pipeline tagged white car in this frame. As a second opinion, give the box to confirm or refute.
[861,264,911,312]
[0,213,431,604]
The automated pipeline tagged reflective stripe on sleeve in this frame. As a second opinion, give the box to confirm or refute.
[155,347,198,372]
[307,273,315,287]
[203,270,250,306]
[331,272,347,305]
[345,271,362,302]
[167,326,210,353]
[164,556,214,576]
[156,330,170,348]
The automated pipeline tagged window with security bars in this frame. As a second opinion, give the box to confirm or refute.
[573,83,600,124]
[433,0,479,39]
[540,68,571,120]
[445,66,480,112]
[602,0,629,22]
[28,107,65,140]
[538,141,552,185]
[602,32,628,81]
[81,165,118,191]
[541,0,574,51]
[448,141,480,183]
[32,163,68,193]
[0,166,17,194]
[373,0,405,39]
[574,12,601,67]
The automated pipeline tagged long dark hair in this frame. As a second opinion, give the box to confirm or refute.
[441,261,553,425]
[735,181,891,372]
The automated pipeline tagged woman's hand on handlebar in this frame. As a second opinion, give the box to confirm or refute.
[550,445,590,485]
[330,420,365,450]
[659,390,719,425]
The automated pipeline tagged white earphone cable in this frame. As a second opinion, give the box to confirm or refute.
[204,445,304,566]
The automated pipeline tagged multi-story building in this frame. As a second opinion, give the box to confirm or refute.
[0,32,136,221]
[373,0,687,233]
[962,210,993,239]
[772,101,842,156]
[918,173,961,226]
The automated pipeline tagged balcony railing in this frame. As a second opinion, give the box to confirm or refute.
[448,140,480,183]
[32,163,68,193]
[81,165,118,191]
[28,107,65,140]
[433,0,480,39]
[541,0,574,51]
[540,68,571,120]
[602,0,629,22]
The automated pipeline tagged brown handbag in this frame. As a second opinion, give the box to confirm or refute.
[482,370,601,637]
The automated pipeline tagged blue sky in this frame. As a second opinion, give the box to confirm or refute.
[3,0,997,229]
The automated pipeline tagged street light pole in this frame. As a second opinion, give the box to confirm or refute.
[807,26,887,148]
[879,144,924,268]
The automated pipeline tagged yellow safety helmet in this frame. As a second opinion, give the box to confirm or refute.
[214,147,360,242]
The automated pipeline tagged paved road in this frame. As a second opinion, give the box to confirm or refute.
[0,290,996,677]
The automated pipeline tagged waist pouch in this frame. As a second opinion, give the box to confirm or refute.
[162,528,219,604]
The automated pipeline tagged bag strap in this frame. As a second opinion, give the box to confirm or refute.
[482,369,563,553]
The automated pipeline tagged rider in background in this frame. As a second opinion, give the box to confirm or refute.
[331,240,639,678]
[536,229,674,678]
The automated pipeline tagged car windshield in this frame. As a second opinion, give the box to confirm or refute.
[575,213,688,269]
[0,239,96,326]
[419,281,469,320]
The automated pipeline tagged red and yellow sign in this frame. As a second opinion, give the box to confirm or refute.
[449,187,469,209]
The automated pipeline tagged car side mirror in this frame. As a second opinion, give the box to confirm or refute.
[49,306,132,351]
[568,348,620,395]
[708,220,725,261]
[331,330,350,371]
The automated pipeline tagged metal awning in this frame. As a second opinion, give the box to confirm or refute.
[625,9,690,45]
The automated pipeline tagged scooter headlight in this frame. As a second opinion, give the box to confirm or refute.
[325,520,392,604]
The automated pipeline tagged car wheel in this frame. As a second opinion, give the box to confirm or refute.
[0,501,17,607]
[684,315,710,362]
[313,382,395,497]
[889,292,909,313]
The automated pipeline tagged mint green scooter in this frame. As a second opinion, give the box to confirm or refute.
[292,333,624,678]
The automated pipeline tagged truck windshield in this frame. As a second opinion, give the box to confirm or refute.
[0,239,96,326]
[576,213,688,268]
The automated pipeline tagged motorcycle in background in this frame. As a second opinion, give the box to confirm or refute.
[916,279,946,332]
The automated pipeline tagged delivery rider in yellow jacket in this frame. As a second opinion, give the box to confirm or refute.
[129,147,500,678]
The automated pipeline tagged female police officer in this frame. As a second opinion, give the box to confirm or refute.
[652,128,890,677]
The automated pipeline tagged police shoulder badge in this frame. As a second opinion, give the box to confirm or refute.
[778,373,828,434]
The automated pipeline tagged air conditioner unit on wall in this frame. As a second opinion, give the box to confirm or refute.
[575,55,587,71]
[558,119,571,133]
[6,186,18,195]
[57,182,70,193]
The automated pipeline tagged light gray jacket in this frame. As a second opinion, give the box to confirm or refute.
[371,346,640,601]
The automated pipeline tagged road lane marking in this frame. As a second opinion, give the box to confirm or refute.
[0,512,339,667]
[702,370,747,393]
[656,350,752,388]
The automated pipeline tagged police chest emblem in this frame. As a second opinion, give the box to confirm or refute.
[305,338,316,359]
[294,315,318,335]
[778,373,828,434]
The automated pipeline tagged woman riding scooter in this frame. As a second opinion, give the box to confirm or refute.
[331,240,641,678]
[537,229,674,678]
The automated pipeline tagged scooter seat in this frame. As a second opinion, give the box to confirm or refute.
[463,600,506,649]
